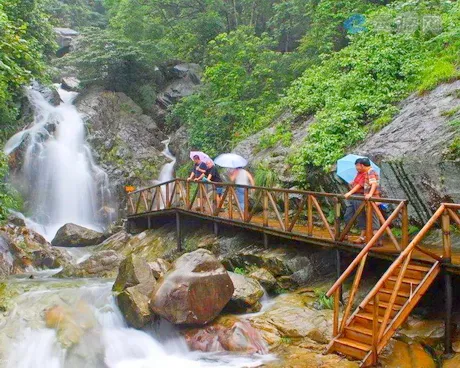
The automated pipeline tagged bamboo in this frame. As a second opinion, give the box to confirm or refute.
[166,182,170,208]
[141,191,149,211]
[414,244,442,261]
[228,186,233,220]
[311,196,334,239]
[326,201,407,298]
[447,208,460,227]
[442,210,452,261]
[156,187,161,211]
[339,254,368,332]
[307,195,313,236]
[135,192,142,214]
[128,195,135,214]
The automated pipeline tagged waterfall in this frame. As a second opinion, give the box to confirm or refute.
[158,138,176,183]
[4,86,113,241]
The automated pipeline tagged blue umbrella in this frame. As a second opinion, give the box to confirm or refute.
[336,154,380,184]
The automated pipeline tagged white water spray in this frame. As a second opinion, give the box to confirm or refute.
[4,86,113,240]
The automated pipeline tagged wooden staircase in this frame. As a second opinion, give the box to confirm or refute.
[327,260,441,366]
[325,203,460,366]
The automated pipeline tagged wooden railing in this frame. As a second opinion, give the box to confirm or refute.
[326,203,460,364]
[127,178,409,247]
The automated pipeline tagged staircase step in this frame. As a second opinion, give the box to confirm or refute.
[368,301,403,311]
[345,325,374,344]
[393,267,426,280]
[334,337,371,360]
[388,276,422,285]
[356,312,384,323]
[346,325,373,336]
[380,288,410,298]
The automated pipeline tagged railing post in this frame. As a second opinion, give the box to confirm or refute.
[333,288,340,337]
[165,182,170,208]
[263,190,268,227]
[444,269,453,354]
[186,181,190,209]
[244,187,249,222]
[284,192,289,231]
[401,202,409,249]
[228,186,233,219]
[176,211,182,252]
[307,195,313,236]
[442,210,452,262]
[334,197,341,241]
[372,293,379,365]
[366,200,373,243]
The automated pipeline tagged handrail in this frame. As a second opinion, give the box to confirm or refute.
[326,201,407,298]
[128,178,407,204]
[358,204,446,308]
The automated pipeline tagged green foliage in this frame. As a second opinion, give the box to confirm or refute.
[442,106,460,118]
[0,153,23,222]
[254,161,280,188]
[280,336,292,344]
[285,1,460,178]
[233,267,248,275]
[44,0,106,29]
[171,27,294,156]
[0,0,55,138]
[259,124,293,151]
[314,289,334,310]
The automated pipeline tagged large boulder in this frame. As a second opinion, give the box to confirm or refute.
[249,268,277,291]
[52,223,105,247]
[150,249,234,325]
[225,272,264,314]
[61,77,80,92]
[148,258,171,280]
[113,254,157,328]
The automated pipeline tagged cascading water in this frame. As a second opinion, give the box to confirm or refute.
[4,86,113,240]
[0,276,272,368]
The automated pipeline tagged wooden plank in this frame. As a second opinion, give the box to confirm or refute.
[334,198,341,241]
[333,288,340,337]
[372,294,379,365]
[401,203,409,249]
[230,186,244,221]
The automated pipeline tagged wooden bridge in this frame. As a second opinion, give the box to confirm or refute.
[126,179,460,366]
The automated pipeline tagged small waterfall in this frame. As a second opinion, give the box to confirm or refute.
[1,278,271,368]
[4,86,114,240]
[158,138,176,183]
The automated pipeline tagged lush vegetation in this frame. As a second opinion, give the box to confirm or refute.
[0,153,22,222]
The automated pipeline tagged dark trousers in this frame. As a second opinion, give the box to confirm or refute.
[344,200,380,231]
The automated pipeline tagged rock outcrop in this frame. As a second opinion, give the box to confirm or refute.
[57,250,121,278]
[113,255,157,328]
[150,249,234,325]
[183,315,268,354]
[52,223,105,247]
[76,88,169,208]
[225,272,264,313]
[0,223,71,276]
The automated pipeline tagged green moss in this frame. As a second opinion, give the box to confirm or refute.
[441,106,460,118]
[0,283,18,312]
[233,267,248,275]
[418,60,458,94]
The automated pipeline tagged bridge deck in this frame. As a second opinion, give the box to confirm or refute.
[126,179,460,273]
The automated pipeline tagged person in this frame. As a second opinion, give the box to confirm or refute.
[344,157,382,246]
[343,158,367,240]
[228,167,254,212]
[187,155,207,182]
[204,160,223,201]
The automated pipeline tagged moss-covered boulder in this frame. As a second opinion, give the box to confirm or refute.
[112,254,156,293]
[57,250,121,278]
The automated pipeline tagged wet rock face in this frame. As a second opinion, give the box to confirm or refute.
[225,272,264,314]
[113,254,156,294]
[150,249,234,325]
[0,223,71,275]
[380,340,436,368]
[76,88,169,210]
[183,315,268,354]
[52,223,105,247]
[57,250,122,278]
[148,258,171,280]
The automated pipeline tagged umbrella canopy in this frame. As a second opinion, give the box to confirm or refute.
[190,151,212,163]
[336,154,380,184]
[214,153,248,168]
